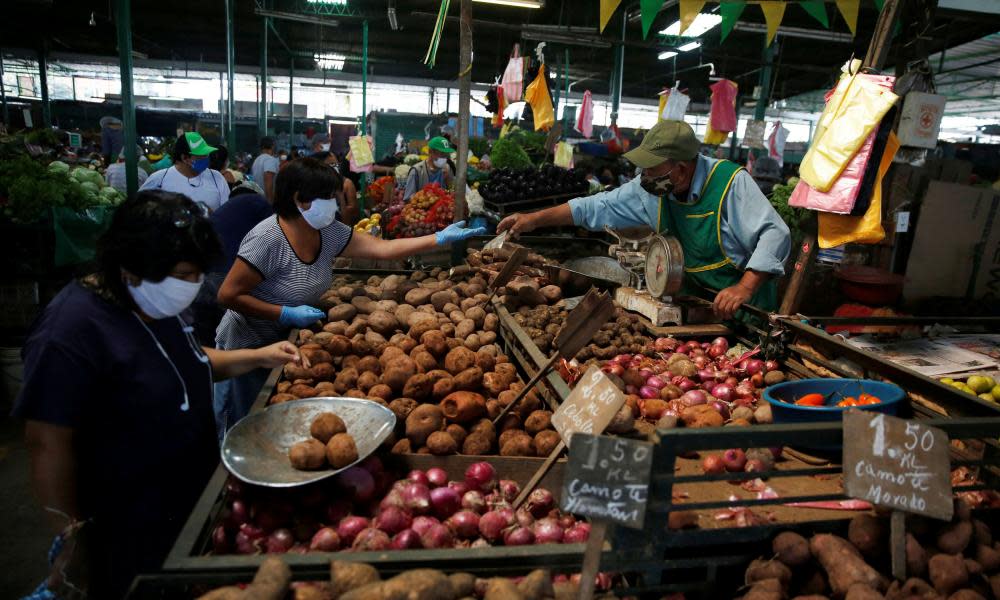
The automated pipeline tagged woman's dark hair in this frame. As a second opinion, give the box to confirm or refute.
[209,146,228,171]
[273,157,343,218]
[173,135,192,161]
[96,190,222,308]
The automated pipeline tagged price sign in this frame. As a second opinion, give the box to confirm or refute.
[843,411,953,521]
[561,433,653,529]
[551,365,625,444]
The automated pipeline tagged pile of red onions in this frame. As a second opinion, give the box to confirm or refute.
[212,460,589,555]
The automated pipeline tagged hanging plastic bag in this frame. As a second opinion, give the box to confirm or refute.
[500,45,524,103]
[554,141,574,169]
[575,90,594,138]
[660,85,690,121]
[767,121,789,167]
[800,68,898,192]
[818,132,899,248]
[790,130,876,214]
[703,120,729,146]
[709,79,738,133]
[524,64,555,132]
[348,135,375,173]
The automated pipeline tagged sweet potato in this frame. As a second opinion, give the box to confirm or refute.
[810,534,889,597]
[929,553,968,596]
[741,578,784,600]
[848,514,887,558]
[898,577,935,599]
[773,531,811,567]
[975,544,1000,573]
[907,533,929,578]
[937,521,973,555]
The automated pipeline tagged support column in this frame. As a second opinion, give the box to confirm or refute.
[563,48,569,130]
[225,0,236,152]
[452,0,472,266]
[361,20,368,135]
[728,94,741,160]
[115,0,138,196]
[751,42,775,160]
[0,48,8,127]
[288,60,294,149]
[260,15,268,138]
[609,16,625,126]
[38,42,51,127]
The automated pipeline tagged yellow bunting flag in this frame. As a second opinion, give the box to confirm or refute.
[835,0,860,36]
[600,0,623,33]
[679,0,706,36]
[758,1,786,46]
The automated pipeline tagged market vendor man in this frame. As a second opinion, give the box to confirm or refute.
[497,120,791,319]
[403,136,455,201]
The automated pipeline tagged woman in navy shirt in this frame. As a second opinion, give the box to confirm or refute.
[14,191,303,598]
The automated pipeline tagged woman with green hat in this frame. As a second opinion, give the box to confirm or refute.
[140,132,230,212]
[403,135,455,201]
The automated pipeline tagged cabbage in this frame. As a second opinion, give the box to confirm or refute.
[47,161,70,174]
[403,154,421,166]
[394,164,411,182]
[71,167,104,187]
[99,186,120,203]
[80,181,100,195]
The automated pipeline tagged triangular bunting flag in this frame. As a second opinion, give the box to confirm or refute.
[758,1,786,47]
[835,0,860,36]
[720,1,747,42]
[799,0,829,28]
[640,0,664,39]
[678,0,706,36]
[600,0,623,33]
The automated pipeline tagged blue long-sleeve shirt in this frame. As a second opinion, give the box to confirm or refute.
[568,154,791,276]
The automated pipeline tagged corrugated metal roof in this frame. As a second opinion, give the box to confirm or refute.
[931,32,1000,118]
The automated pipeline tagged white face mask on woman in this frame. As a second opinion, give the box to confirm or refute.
[434,157,448,168]
[299,198,339,230]
[128,275,204,319]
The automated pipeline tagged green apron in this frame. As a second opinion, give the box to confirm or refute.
[657,159,778,314]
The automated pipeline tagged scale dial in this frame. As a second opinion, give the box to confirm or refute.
[645,235,685,298]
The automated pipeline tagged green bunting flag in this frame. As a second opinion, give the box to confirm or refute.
[799,0,830,28]
[423,0,451,68]
[720,1,747,42]
[640,0,665,39]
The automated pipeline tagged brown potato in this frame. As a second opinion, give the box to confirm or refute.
[391,438,412,454]
[411,350,437,373]
[446,424,468,447]
[367,310,399,336]
[325,433,358,468]
[462,432,493,455]
[455,319,476,340]
[289,439,327,470]
[402,373,433,401]
[463,334,482,351]
[270,393,297,405]
[444,346,477,375]
[501,436,535,457]
[420,330,449,357]
[498,428,529,450]
[367,384,392,401]
[288,383,318,398]
[453,367,485,391]
[432,376,455,400]
[524,410,553,435]
[327,304,357,323]
[405,404,444,447]
[535,430,562,456]
[333,368,359,395]
[310,412,347,443]
[470,418,496,442]
[310,362,335,382]
[356,371,379,393]
[426,430,459,455]
[314,381,336,395]
[475,349,496,372]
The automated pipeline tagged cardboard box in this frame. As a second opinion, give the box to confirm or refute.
[904,182,1000,300]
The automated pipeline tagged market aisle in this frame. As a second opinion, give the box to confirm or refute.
[0,417,50,598]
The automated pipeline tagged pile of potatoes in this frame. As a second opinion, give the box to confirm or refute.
[271,271,560,457]
[741,506,1000,600]
[464,245,564,311]
[513,304,653,357]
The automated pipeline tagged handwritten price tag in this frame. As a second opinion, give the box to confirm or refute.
[843,411,953,521]
[561,433,653,529]
[551,365,626,445]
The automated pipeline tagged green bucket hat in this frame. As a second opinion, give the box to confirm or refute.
[184,131,217,156]
[623,120,700,168]
[428,136,454,154]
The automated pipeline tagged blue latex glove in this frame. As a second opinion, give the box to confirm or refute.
[435,220,488,245]
[279,305,325,327]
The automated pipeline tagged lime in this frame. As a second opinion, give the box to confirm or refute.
[979,393,996,402]
[941,377,955,385]
[967,375,995,394]
[992,385,1000,402]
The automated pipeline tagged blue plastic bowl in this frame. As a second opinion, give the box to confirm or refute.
[763,378,906,425]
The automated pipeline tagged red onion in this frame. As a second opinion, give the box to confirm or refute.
[625,384,638,395]
[292,518,320,543]
[484,492,511,511]
[533,518,565,544]
[419,523,454,549]
[680,390,707,406]
[764,360,780,373]
[211,525,231,554]
[403,482,432,514]
[770,447,783,459]
[478,510,512,542]
[639,385,660,400]
[515,506,535,528]
[464,462,497,492]
[390,529,423,550]
[426,467,448,488]
[430,486,462,519]
[298,487,326,509]
[711,337,729,352]
[710,400,730,420]
[462,490,487,514]
[446,510,481,539]
[602,363,625,377]
[407,469,430,487]
[235,530,260,554]
[722,448,747,472]
[410,516,440,537]
[654,337,678,352]
[336,516,369,545]
[227,499,249,530]
[693,356,710,370]
[691,348,706,358]
[711,383,734,403]
[359,455,384,477]
[675,345,690,355]
[379,487,405,512]
[696,368,716,382]
[288,544,308,554]
[745,359,765,375]
[735,382,755,397]
[707,345,726,359]
[375,506,412,535]
[685,340,701,351]
[448,480,470,496]
[733,396,755,408]
[225,478,245,499]
[750,372,765,388]
[646,375,668,389]
[638,368,654,381]
[254,506,286,533]
[352,528,391,551]
[674,377,696,392]
[526,488,556,519]
[309,527,340,552]
[337,467,376,503]
[498,480,520,503]
[702,454,725,474]
[724,376,739,388]
[239,522,266,541]
[556,512,577,530]
[265,528,294,553]
[504,526,535,546]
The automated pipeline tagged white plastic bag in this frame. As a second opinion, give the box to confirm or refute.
[500,45,524,103]
[660,85,690,121]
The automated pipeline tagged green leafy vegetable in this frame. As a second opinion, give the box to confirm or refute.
[491,137,533,171]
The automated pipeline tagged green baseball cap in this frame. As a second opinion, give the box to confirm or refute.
[623,120,700,168]
[428,136,454,154]
[183,131,217,156]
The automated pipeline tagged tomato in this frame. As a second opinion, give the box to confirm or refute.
[858,394,881,405]
[795,393,826,407]
[837,397,858,407]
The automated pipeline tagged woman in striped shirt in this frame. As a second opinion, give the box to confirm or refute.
[213,157,483,439]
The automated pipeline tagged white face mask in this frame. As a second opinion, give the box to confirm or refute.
[299,198,339,229]
[128,275,204,319]
[321,143,331,152]
[434,157,448,168]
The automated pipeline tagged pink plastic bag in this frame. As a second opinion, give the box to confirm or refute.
[709,79,738,132]
[789,130,876,214]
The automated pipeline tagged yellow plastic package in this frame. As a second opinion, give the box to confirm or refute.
[818,132,900,248]
[800,62,898,192]
[554,141,574,169]
[524,64,555,132]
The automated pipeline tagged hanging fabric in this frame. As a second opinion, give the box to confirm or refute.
[422,0,452,68]
[501,45,524,103]
[576,90,594,138]
[767,121,789,167]
[524,64,555,132]
[709,79,739,133]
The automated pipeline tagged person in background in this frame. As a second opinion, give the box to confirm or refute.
[104,146,149,193]
[403,136,454,201]
[598,166,617,189]
[210,146,233,184]
[498,120,791,320]
[250,137,280,202]
[750,156,782,196]
[214,158,484,437]
[310,132,331,154]
[15,191,301,598]
[311,150,359,225]
[150,153,174,172]
[140,132,230,212]
[99,116,124,165]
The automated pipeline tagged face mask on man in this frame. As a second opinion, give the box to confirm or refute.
[190,156,210,175]
[321,143,331,152]
[433,157,448,168]
[298,198,339,230]
[127,275,204,319]
[640,170,674,196]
